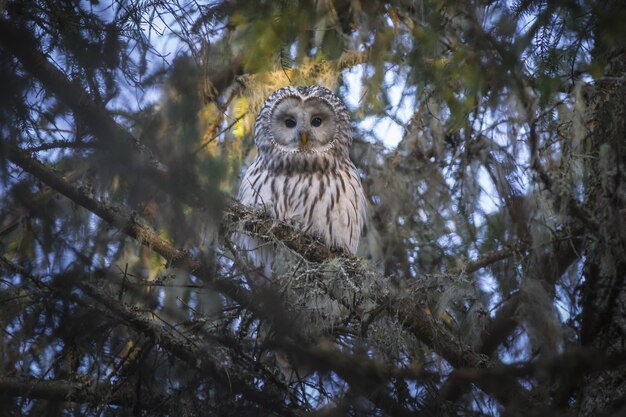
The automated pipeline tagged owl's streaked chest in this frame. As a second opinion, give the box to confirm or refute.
[238,158,366,255]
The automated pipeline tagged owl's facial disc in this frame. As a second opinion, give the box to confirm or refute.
[270,96,337,152]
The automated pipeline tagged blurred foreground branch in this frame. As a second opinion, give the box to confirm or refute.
[0,377,172,413]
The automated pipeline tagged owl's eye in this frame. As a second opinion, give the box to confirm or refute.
[285,118,297,128]
[311,117,322,127]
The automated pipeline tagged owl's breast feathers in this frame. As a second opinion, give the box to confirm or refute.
[238,153,366,255]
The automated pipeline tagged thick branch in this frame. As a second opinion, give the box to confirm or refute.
[3,144,189,266]
[450,348,626,384]
[227,201,338,263]
[0,376,171,412]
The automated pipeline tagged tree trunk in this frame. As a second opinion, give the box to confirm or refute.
[578,1,626,415]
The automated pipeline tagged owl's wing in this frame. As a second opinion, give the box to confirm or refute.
[238,158,270,208]
[236,158,276,278]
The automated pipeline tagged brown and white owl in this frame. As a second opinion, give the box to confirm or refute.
[238,85,366,268]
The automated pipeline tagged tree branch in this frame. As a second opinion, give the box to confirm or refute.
[431,229,584,408]
[0,376,172,413]
[0,19,151,159]
[227,201,338,263]
[75,279,298,417]
[0,18,224,208]
[455,243,526,274]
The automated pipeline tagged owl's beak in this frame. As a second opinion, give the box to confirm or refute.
[299,131,309,147]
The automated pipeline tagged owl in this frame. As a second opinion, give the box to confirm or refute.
[238,85,366,265]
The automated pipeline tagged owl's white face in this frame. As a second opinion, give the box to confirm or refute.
[269,96,338,152]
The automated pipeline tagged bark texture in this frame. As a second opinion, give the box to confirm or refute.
[578,1,626,414]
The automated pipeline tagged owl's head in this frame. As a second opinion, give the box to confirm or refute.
[254,86,352,158]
